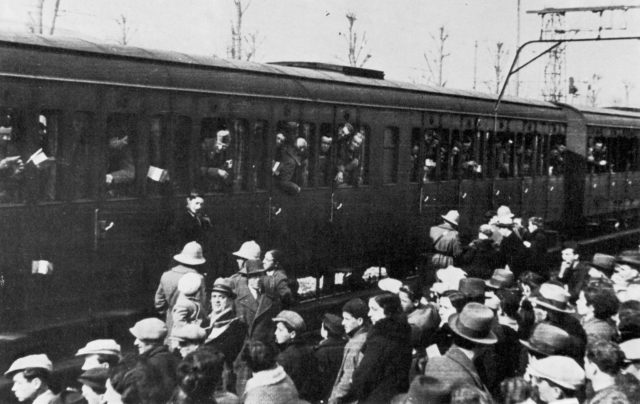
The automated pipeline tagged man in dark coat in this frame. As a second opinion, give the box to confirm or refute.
[523,216,549,275]
[556,241,590,303]
[428,210,463,270]
[274,137,308,195]
[460,224,502,279]
[424,302,498,394]
[496,216,529,278]
[170,192,212,252]
[273,310,321,402]
[314,313,346,403]
[129,318,179,397]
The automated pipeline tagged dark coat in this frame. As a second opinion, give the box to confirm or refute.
[428,223,463,269]
[232,275,281,343]
[277,339,322,401]
[498,231,529,278]
[524,229,549,275]
[559,260,591,303]
[460,238,502,279]
[140,344,180,394]
[204,308,248,368]
[424,347,487,392]
[170,209,212,252]
[314,336,347,401]
[351,317,412,403]
[276,146,304,195]
[154,265,206,335]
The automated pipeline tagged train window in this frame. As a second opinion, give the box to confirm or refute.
[382,126,399,184]
[273,121,309,194]
[494,132,514,178]
[410,128,421,183]
[230,119,250,191]
[521,134,536,177]
[316,123,333,187]
[422,128,440,182]
[623,131,639,171]
[459,131,478,179]
[252,120,269,191]
[587,134,609,174]
[146,115,169,195]
[106,114,137,198]
[548,134,566,176]
[0,109,25,204]
[173,116,192,194]
[199,118,233,192]
[66,112,93,199]
[336,124,368,186]
[36,112,61,201]
[299,122,315,188]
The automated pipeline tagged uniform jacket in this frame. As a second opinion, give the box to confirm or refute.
[204,308,248,367]
[315,336,347,402]
[231,274,281,342]
[328,326,368,404]
[424,347,487,391]
[243,365,302,404]
[277,339,321,402]
[154,266,206,334]
[350,317,412,404]
[429,223,463,268]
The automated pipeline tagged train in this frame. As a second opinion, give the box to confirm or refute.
[0,31,639,348]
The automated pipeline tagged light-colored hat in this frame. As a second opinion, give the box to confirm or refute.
[497,205,514,218]
[433,266,467,293]
[177,273,203,296]
[76,339,121,357]
[378,278,403,294]
[485,268,515,290]
[448,302,498,345]
[172,324,206,342]
[129,318,167,341]
[441,210,460,226]
[495,216,514,228]
[173,241,206,266]
[527,355,585,390]
[5,354,52,375]
[233,241,261,261]
[479,224,493,237]
[530,283,575,314]
[620,338,640,362]
[273,310,306,332]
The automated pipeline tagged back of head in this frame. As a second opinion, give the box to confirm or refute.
[586,340,626,376]
[109,355,168,404]
[177,348,224,401]
[450,383,493,404]
[242,340,278,373]
[583,282,619,320]
[374,293,403,319]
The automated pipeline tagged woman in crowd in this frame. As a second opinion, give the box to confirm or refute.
[350,293,412,403]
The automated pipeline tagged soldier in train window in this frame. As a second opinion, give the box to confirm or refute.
[147,117,172,194]
[105,115,136,197]
[520,135,535,177]
[459,135,479,179]
[200,126,233,192]
[587,138,608,174]
[494,138,513,178]
[0,113,24,203]
[335,128,364,186]
[274,137,308,195]
[422,129,439,182]
[548,143,566,176]
[318,135,333,187]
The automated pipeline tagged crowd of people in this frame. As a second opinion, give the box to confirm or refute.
[5,203,640,403]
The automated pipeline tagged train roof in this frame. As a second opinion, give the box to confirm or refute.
[561,103,640,130]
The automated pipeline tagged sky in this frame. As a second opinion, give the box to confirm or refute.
[0,0,639,106]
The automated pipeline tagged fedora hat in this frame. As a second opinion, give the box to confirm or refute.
[211,277,236,299]
[485,268,515,290]
[233,241,261,261]
[391,375,450,404]
[520,322,572,357]
[590,253,616,276]
[243,259,266,277]
[459,277,485,300]
[620,338,640,362]
[527,356,585,391]
[530,283,575,314]
[448,302,497,345]
[173,241,206,266]
[441,210,460,226]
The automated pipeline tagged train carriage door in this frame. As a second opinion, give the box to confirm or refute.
[458,116,491,232]
[492,119,522,216]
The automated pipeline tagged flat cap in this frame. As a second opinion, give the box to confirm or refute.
[527,355,585,390]
[5,354,52,375]
[171,324,206,342]
[129,318,167,341]
[273,310,306,332]
[75,339,121,357]
[620,338,640,362]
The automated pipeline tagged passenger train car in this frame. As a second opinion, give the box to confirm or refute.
[0,31,639,338]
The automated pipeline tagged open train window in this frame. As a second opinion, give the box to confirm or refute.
[587,132,609,174]
[36,112,61,201]
[173,116,192,194]
[146,115,169,195]
[422,128,440,182]
[273,121,309,194]
[382,126,399,184]
[199,118,233,193]
[336,124,369,186]
[230,119,250,191]
[548,133,566,176]
[410,128,421,183]
[0,109,25,204]
[299,122,315,188]
[493,131,514,178]
[315,123,333,187]
[459,126,479,179]
[66,112,93,200]
[252,120,269,191]
[105,114,137,198]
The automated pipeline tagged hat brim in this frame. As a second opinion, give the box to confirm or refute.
[76,348,119,357]
[448,314,498,345]
[173,254,206,266]
[519,339,553,357]
[232,251,253,260]
[441,215,459,226]
[530,297,575,314]
[484,279,514,290]
[211,286,236,299]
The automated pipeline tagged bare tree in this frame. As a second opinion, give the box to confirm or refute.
[116,14,135,45]
[28,0,62,35]
[49,0,62,35]
[586,73,602,107]
[227,0,260,61]
[423,26,450,86]
[343,12,371,67]
[485,42,508,94]
[623,80,634,107]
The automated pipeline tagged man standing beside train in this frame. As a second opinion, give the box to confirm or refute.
[426,210,463,285]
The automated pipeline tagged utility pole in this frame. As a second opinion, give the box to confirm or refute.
[515,0,521,96]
